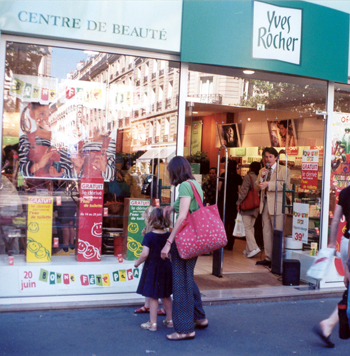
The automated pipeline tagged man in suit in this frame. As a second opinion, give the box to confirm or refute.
[254,147,291,267]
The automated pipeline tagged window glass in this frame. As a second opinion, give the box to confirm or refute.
[1,41,179,257]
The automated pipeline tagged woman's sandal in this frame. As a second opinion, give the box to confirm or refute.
[141,321,157,331]
[167,332,195,341]
[134,306,150,313]
[194,318,209,329]
[162,319,174,328]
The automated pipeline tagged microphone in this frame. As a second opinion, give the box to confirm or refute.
[263,162,270,182]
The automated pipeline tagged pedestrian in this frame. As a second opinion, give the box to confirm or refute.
[134,206,166,316]
[202,167,217,206]
[254,147,290,267]
[236,161,261,258]
[313,185,350,347]
[134,207,173,332]
[219,159,242,250]
[161,156,208,341]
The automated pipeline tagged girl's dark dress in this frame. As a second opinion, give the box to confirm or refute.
[136,231,172,299]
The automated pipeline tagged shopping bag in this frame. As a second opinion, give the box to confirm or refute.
[175,180,227,259]
[233,212,245,237]
[306,247,335,280]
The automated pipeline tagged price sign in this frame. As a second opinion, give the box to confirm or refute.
[292,202,309,244]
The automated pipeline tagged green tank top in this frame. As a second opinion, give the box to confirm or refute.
[173,180,203,214]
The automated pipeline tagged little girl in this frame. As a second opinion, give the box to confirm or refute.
[134,208,173,331]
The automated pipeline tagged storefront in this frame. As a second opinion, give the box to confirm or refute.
[0,1,349,303]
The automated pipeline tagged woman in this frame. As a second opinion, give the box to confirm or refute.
[161,156,208,341]
[218,159,242,250]
[236,162,261,258]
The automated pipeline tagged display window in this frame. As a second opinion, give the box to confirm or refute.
[185,64,331,279]
[0,36,179,297]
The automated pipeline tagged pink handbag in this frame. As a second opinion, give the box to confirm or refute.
[175,180,227,259]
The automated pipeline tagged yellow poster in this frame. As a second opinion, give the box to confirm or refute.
[26,197,53,262]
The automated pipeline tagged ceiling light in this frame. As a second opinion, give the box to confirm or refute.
[193,111,198,114]
[243,70,255,75]
[247,118,251,121]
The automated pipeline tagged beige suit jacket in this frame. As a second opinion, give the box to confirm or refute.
[254,164,291,216]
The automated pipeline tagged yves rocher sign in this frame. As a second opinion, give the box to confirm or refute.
[76,178,104,262]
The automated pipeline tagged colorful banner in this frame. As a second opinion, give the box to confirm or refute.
[60,80,106,109]
[126,199,150,260]
[26,197,53,262]
[77,178,104,262]
[10,74,58,104]
[301,149,319,190]
[18,264,140,293]
[292,203,309,244]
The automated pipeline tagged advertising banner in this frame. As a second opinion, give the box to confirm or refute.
[77,178,104,261]
[26,196,53,262]
[17,75,116,182]
[330,113,350,188]
[125,199,150,260]
[301,149,319,190]
[292,202,309,244]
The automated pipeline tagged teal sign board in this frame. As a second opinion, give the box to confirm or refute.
[181,0,349,83]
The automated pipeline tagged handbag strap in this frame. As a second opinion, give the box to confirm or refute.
[248,174,254,190]
[187,180,204,209]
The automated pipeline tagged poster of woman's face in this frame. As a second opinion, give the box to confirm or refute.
[267,120,297,147]
[217,124,241,148]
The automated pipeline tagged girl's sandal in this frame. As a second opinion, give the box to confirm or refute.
[134,306,150,313]
[162,319,174,328]
[194,318,209,329]
[167,332,195,341]
[141,321,157,331]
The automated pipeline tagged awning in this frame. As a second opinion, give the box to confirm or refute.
[136,146,176,162]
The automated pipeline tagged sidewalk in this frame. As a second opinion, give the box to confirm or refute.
[1,297,349,356]
[0,284,345,313]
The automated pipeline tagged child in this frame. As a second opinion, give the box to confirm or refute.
[134,206,166,316]
[134,208,173,331]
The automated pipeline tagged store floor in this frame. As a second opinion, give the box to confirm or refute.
[194,238,282,290]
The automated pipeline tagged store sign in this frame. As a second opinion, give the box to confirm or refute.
[252,1,302,65]
[292,203,309,244]
[286,147,298,156]
[301,149,319,190]
[26,197,53,262]
[0,1,182,52]
[77,178,104,262]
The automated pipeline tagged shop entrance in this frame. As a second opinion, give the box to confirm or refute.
[184,64,327,290]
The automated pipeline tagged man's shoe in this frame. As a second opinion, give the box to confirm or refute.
[256,259,271,267]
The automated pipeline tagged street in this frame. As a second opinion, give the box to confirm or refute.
[0,297,349,356]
